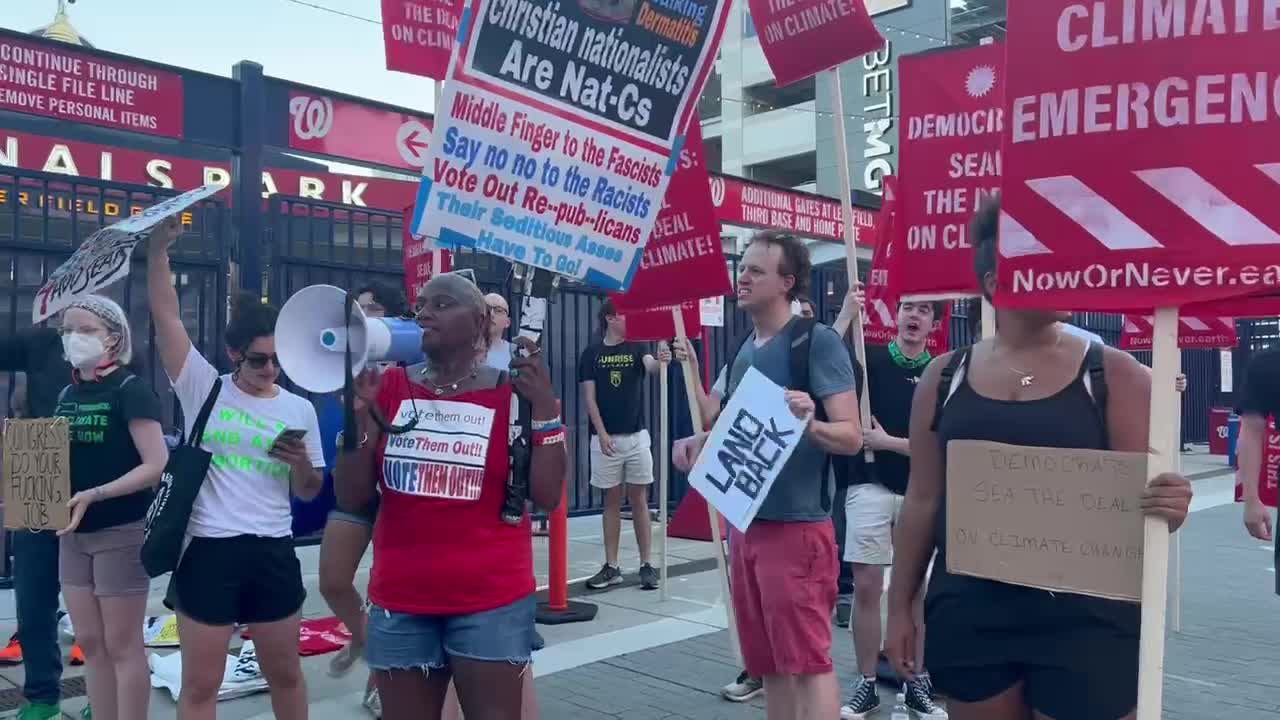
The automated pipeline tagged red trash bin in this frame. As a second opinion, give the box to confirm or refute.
[1209,407,1231,455]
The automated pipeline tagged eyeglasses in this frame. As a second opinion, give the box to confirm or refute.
[242,352,280,369]
[488,306,510,316]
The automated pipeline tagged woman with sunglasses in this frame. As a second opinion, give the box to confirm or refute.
[147,216,325,720]
[335,272,566,720]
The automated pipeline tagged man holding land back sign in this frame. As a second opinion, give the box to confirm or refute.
[884,200,1192,720]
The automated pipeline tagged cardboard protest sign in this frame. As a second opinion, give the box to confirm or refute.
[1235,416,1279,508]
[1120,314,1237,352]
[685,367,806,532]
[412,0,731,291]
[610,120,730,312]
[946,440,1148,602]
[3,418,71,531]
[997,2,1280,311]
[863,176,950,352]
[402,207,452,303]
[623,300,701,342]
[897,43,1002,300]
[34,183,224,323]
[381,0,466,81]
[747,0,884,87]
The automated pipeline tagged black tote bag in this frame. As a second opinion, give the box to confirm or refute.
[141,378,222,578]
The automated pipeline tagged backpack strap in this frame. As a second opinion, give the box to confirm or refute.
[186,378,223,448]
[789,317,820,417]
[1081,341,1109,441]
[930,347,971,432]
[720,328,755,410]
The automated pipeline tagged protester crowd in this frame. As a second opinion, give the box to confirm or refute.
[1,198,1277,720]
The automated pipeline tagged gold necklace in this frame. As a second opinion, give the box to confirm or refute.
[997,331,1062,387]
[420,363,478,394]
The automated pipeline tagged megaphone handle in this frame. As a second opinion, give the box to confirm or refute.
[342,290,358,451]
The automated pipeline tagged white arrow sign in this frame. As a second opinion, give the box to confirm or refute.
[396,120,432,168]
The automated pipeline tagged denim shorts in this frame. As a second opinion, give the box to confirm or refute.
[366,594,536,671]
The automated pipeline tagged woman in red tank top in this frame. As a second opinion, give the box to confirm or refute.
[334,273,566,720]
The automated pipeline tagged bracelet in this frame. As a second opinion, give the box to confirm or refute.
[533,428,566,447]
[335,431,370,450]
[531,416,561,431]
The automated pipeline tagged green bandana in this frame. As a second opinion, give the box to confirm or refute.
[888,340,932,370]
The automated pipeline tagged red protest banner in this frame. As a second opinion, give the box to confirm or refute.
[747,0,884,87]
[288,91,433,172]
[0,34,184,139]
[897,43,1003,300]
[1119,314,1238,352]
[996,2,1280,311]
[1235,416,1279,509]
[623,301,701,342]
[864,178,950,352]
[381,0,464,81]
[709,173,876,243]
[610,121,730,312]
[403,207,451,301]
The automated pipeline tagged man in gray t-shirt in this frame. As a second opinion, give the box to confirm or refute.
[675,232,861,718]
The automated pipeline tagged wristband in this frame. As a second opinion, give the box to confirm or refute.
[531,417,562,432]
[335,431,369,450]
[533,428,566,447]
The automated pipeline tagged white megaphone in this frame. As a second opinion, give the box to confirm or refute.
[276,284,425,393]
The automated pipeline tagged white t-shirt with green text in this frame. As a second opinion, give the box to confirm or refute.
[170,345,324,538]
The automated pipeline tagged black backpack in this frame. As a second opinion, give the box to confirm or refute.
[721,318,865,512]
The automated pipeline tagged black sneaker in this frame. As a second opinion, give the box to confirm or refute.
[639,563,659,590]
[531,629,546,652]
[586,563,623,590]
[834,599,852,628]
[840,676,880,719]
[905,676,948,718]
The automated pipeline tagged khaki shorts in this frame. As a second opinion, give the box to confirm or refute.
[60,520,150,597]
[589,430,654,489]
[844,483,904,566]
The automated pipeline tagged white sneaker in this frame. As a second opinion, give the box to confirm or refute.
[721,671,764,702]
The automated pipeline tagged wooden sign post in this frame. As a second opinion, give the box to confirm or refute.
[659,357,671,602]
[3,418,71,532]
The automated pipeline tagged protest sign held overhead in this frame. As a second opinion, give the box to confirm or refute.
[381,0,466,80]
[897,42,1003,300]
[610,119,730,312]
[34,183,223,323]
[747,0,884,87]
[412,0,731,291]
[946,440,1149,603]
[623,300,701,341]
[1120,314,1238,352]
[997,2,1280,311]
[862,177,950,351]
[3,418,70,532]
[685,367,807,532]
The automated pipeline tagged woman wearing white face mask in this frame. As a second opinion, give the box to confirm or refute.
[54,295,170,720]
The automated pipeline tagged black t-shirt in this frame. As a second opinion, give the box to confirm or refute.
[0,328,72,418]
[854,345,928,496]
[55,370,163,533]
[577,341,648,435]
[1238,348,1280,420]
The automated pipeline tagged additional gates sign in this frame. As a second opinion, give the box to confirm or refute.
[0,35,185,139]
[747,0,884,87]
[381,0,465,81]
[709,173,875,243]
[897,43,1003,300]
[288,91,434,172]
[412,0,730,290]
[1119,314,1238,351]
[997,2,1280,311]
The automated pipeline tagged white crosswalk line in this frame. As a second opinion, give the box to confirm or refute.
[1136,166,1280,246]
[1026,175,1163,249]
[997,210,1053,257]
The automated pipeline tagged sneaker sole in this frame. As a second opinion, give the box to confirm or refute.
[586,577,624,590]
[721,688,764,703]
[839,706,878,720]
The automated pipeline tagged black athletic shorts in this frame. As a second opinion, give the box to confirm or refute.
[165,535,306,626]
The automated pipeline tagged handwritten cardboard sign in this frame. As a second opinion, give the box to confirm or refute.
[685,367,807,532]
[34,183,223,323]
[945,440,1148,603]
[3,418,71,531]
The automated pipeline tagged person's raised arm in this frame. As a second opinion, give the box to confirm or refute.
[885,353,949,679]
[146,216,193,380]
[512,337,567,512]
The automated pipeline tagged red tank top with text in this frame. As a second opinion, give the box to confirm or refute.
[369,368,533,615]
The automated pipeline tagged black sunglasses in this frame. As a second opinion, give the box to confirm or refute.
[242,352,280,369]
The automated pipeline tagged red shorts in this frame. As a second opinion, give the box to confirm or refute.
[729,519,838,677]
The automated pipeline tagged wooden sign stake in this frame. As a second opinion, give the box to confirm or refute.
[659,356,671,602]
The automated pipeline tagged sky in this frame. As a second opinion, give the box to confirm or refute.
[4,0,438,115]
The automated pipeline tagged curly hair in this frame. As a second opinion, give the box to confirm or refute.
[225,292,278,351]
[748,230,811,302]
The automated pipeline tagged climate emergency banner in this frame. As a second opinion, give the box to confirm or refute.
[402,207,452,302]
[0,34,184,139]
[288,91,434,172]
[863,177,950,351]
[412,0,731,291]
[623,300,701,342]
[1235,416,1279,508]
[997,2,1280,311]
[381,0,465,80]
[747,0,883,87]
[709,173,875,243]
[1119,314,1238,352]
[610,120,730,312]
[896,42,1002,300]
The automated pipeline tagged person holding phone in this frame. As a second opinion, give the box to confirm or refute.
[147,217,325,720]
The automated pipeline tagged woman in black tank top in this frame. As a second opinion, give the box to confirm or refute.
[883,200,1192,720]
